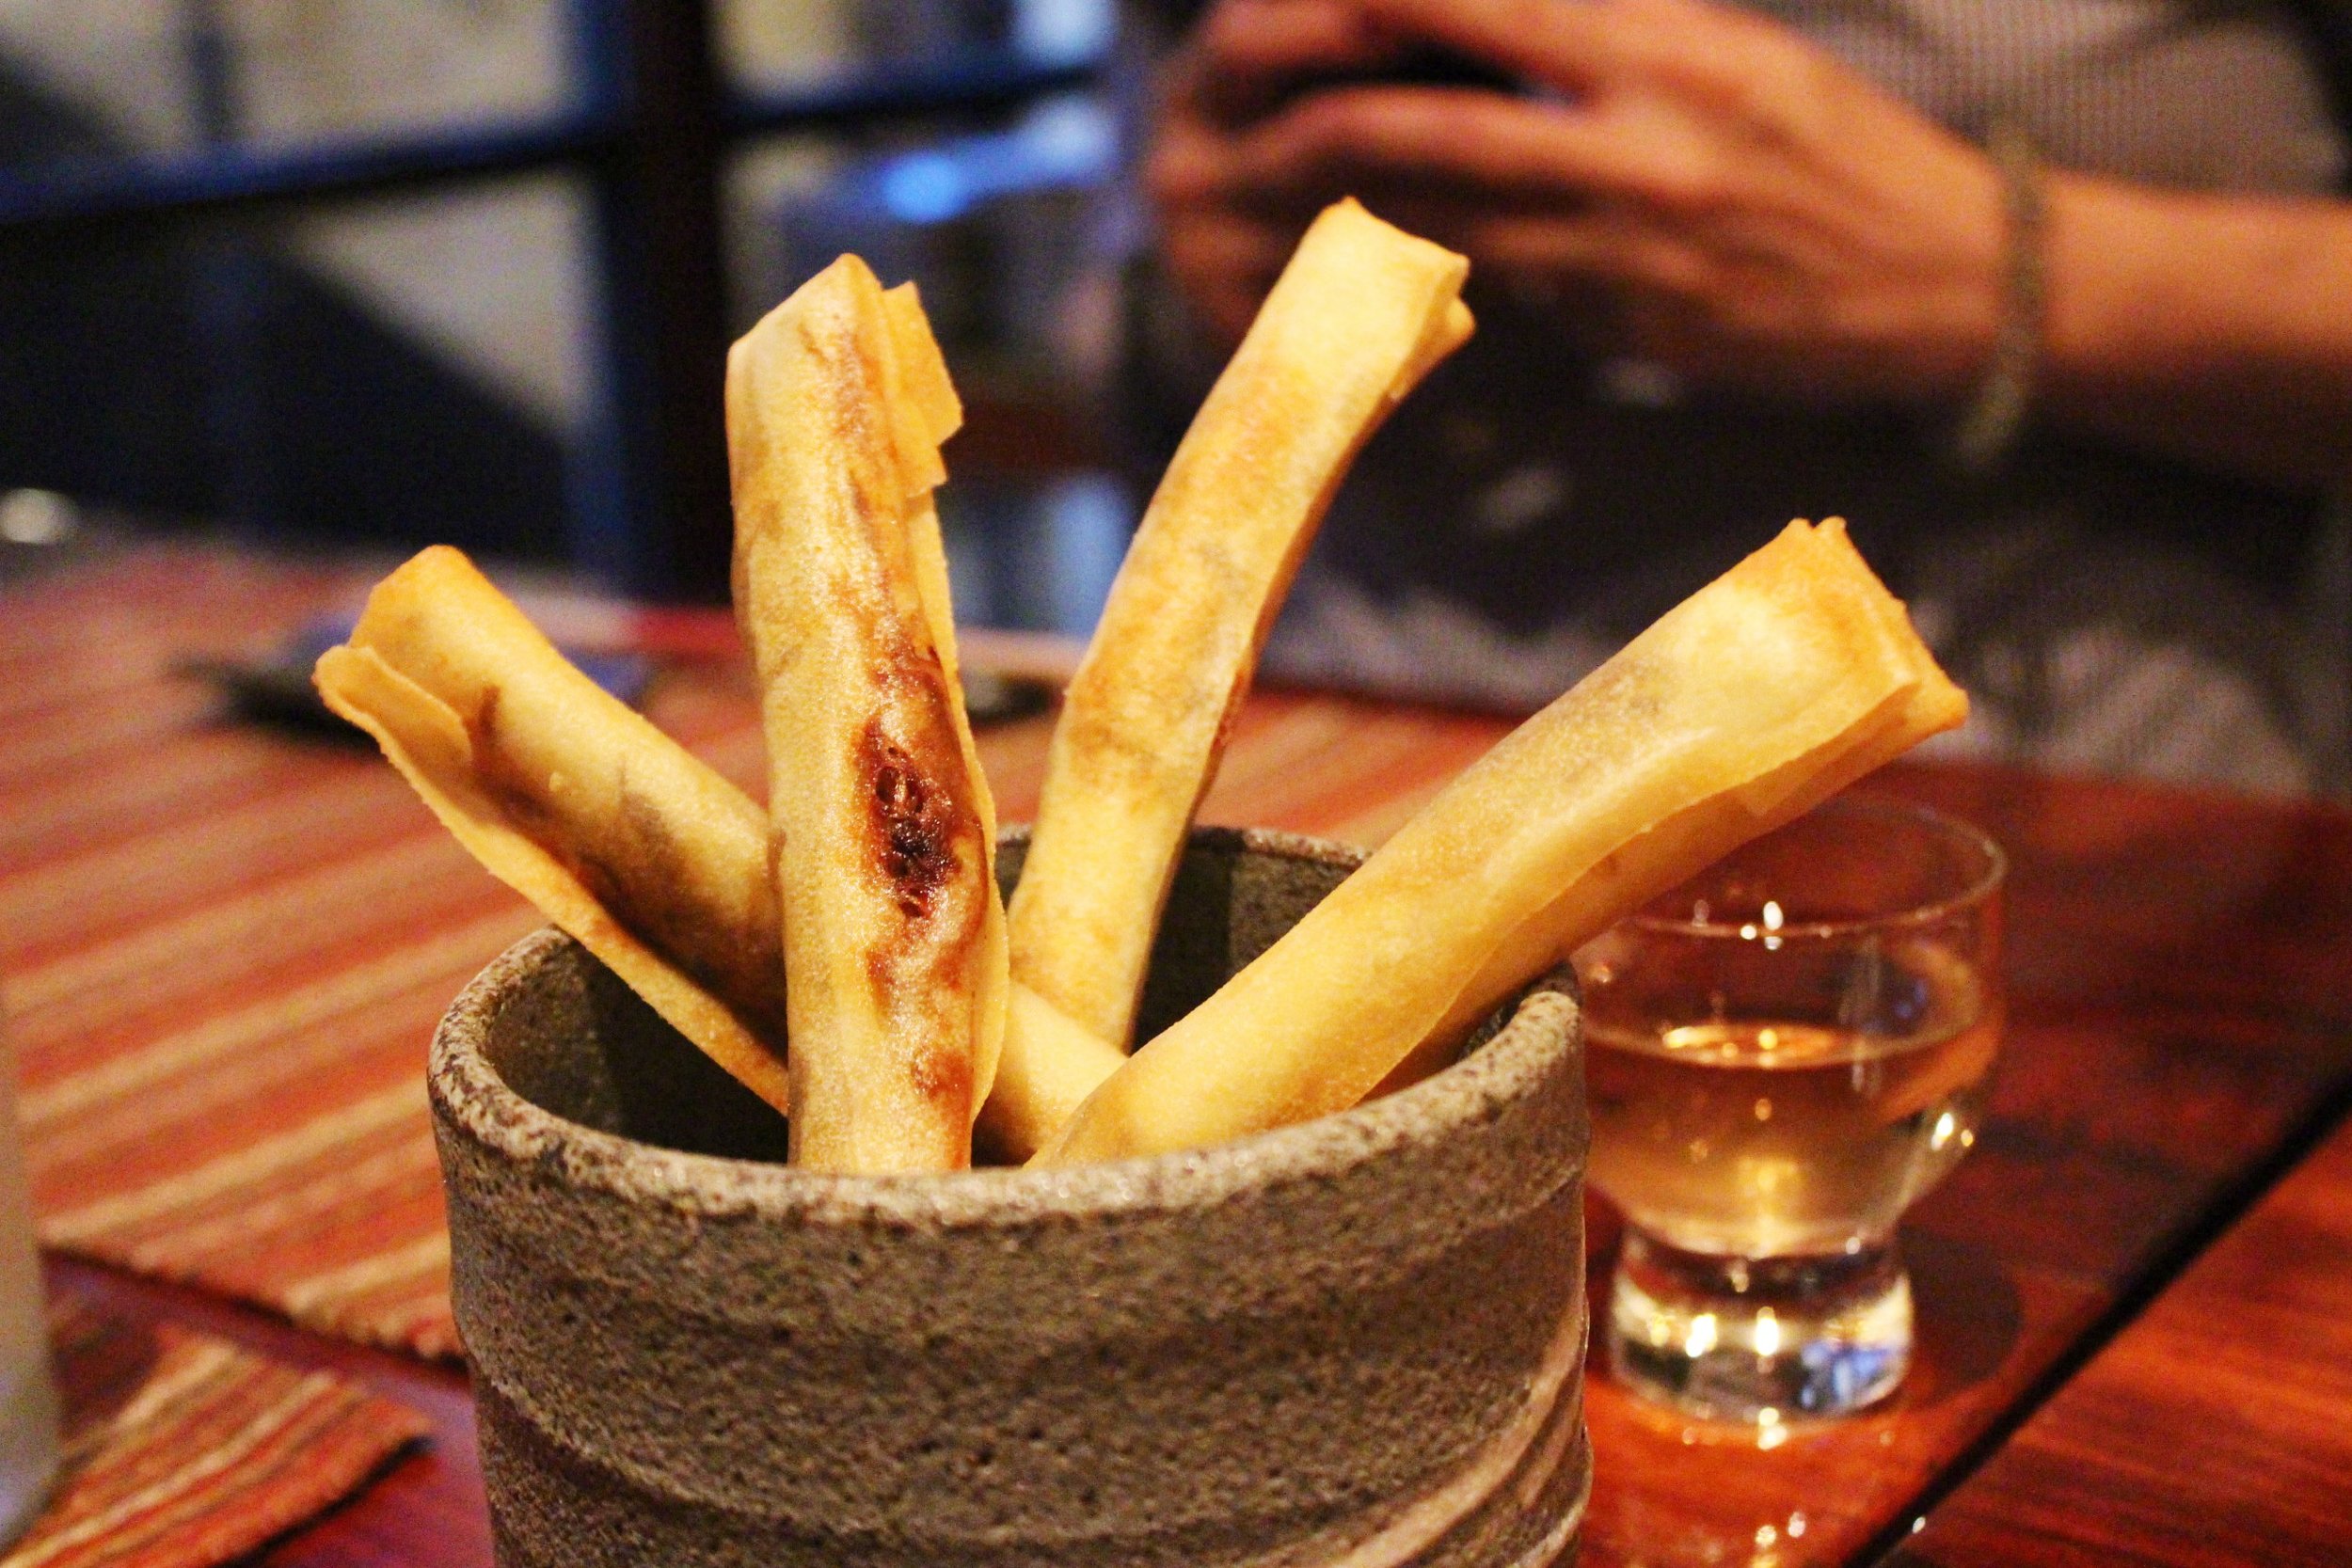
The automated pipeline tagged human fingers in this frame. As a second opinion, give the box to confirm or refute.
[1190,0,1401,125]
[1336,0,1671,98]
[1148,89,1332,230]
[1365,194,1716,302]
[1342,189,1780,368]
[1223,84,1704,213]
[1433,205,1945,399]
[1349,0,1830,113]
[1161,208,1304,346]
[1149,116,1312,351]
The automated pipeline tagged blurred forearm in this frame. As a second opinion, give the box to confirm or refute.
[1150,0,2352,496]
[2041,174,2352,492]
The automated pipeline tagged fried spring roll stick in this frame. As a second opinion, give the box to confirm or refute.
[983,198,1474,1160]
[1036,520,1967,1165]
[729,258,1006,1174]
[313,547,790,1110]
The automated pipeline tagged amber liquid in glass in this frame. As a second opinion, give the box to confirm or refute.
[1586,942,1998,1259]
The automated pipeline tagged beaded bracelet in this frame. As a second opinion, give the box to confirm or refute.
[1949,118,2046,476]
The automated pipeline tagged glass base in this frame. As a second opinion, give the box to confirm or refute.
[0,1357,56,1549]
[1607,1231,1911,1424]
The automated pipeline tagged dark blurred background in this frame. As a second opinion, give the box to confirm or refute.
[0,0,1138,628]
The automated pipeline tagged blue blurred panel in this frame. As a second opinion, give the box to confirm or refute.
[760,93,1123,371]
[746,87,1136,635]
[719,0,1114,93]
[941,471,1134,638]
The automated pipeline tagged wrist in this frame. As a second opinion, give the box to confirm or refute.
[2017,173,2352,489]
[2036,172,2170,402]
[2033,173,2293,403]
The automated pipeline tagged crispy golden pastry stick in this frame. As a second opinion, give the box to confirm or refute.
[729,257,1006,1174]
[984,198,1474,1160]
[313,546,790,1110]
[1035,520,1967,1165]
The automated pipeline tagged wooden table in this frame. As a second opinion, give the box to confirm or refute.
[12,541,2352,1568]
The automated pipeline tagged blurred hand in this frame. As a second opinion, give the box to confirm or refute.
[1150,0,2009,403]
[1150,0,1393,348]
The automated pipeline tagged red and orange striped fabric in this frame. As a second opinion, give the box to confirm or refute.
[1,543,1508,1360]
[3,1300,425,1568]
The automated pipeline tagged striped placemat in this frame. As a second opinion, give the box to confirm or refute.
[1,543,1509,1360]
[2,1300,426,1568]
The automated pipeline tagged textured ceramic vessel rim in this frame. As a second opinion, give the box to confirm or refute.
[429,825,1582,1231]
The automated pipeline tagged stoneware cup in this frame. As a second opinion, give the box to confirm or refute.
[430,826,1591,1568]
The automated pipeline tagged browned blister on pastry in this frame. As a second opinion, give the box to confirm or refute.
[728,257,1006,1174]
[313,546,790,1110]
[1037,519,1967,1165]
[984,198,1474,1160]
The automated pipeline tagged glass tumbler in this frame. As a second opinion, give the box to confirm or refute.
[1579,797,2006,1424]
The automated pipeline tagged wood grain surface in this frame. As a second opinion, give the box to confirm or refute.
[1576,765,2352,1567]
[1889,1112,2352,1568]
[7,542,2349,1568]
